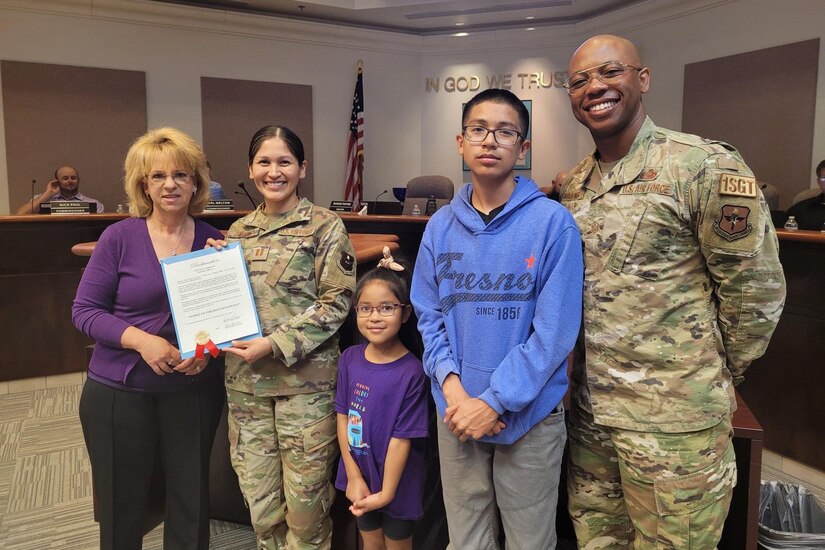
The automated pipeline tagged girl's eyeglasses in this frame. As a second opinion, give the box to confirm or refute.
[355,304,406,317]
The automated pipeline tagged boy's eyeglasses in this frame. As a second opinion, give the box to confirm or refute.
[462,126,522,146]
[563,60,643,95]
[355,304,406,317]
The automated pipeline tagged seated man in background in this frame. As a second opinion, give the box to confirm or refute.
[785,159,825,230]
[16,166,104,214]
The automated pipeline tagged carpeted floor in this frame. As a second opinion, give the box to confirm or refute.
[3,381,824,549]
[0,384,256,549]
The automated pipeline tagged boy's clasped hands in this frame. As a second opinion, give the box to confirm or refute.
[442,373,505,441]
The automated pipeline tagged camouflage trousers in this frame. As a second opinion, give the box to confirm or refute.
[227,388,338,550]
[567,400,736,549]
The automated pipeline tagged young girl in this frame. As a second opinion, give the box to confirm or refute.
[335,248,430,550]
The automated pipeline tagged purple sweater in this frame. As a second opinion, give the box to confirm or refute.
[72,217,224,391]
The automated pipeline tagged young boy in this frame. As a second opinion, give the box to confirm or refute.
[410,88,583,549]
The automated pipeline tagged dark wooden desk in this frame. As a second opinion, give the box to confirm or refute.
[339,213,428,263]
[739,229,825,472]
[723,393,764,550]
[0,212,427,382]
[71,233,400,263]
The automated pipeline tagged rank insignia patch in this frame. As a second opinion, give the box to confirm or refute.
[713,205,752,241]
[719,173,757,198]
[250,246,269,261]
[637,168,659,181]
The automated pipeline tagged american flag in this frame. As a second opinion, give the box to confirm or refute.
[344,66,364,205]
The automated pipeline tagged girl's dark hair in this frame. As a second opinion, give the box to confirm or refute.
[354,257,423,359]
[248,125,305,165]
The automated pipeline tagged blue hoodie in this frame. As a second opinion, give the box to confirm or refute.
[411,176,583,444]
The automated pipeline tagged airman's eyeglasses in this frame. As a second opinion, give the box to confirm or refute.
[563,61,643,95]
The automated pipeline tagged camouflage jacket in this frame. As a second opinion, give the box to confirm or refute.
[224,198,356,396]
[561,117,785,432]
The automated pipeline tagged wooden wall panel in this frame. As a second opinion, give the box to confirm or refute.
[1,61,147,213]
[200,77,313,205]
[682,39,819,210]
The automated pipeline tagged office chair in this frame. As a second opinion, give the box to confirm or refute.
[791,187,821,207]
[757,181,780,211]
[401,175,454,216]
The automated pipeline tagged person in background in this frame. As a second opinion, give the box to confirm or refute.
[785,159,825,230]
[411,88,583,549]
[336,249,430,550]
[540,169,569,201]
[561,34,786,548]
[206,160,228,199]
[72,128,225,550]
[208,125,356,549]
[16,165,104,214]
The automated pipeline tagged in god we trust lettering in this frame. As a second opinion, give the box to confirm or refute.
[425,71,568,93]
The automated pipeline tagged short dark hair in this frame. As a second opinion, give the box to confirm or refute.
[816,159,825,177]
[248,125,305,165]
[461,88,529,138]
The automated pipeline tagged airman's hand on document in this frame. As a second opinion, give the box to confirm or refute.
[223,336,272,364]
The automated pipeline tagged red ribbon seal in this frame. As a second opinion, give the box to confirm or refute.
[195,330,220,360]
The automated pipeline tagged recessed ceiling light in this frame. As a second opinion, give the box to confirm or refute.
[526,27,536,31]
[455,22,465,26]
[525,15,536,20]
[454,32,469,37]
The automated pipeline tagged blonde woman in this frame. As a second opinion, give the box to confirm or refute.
[73,128,225,550]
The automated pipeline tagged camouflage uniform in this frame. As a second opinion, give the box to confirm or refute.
[561,117,785,549]
[224,198,356,550]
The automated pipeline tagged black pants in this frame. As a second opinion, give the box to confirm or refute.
[79,377,225,550]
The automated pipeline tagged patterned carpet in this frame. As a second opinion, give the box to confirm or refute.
[4,382,825,549]
[0,384,256,549]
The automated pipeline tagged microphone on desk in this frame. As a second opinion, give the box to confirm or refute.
[235,181,258,209]
[30,179,37,214]
[371,189,388,214]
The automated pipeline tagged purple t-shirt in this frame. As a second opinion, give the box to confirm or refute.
[334,344,430,520]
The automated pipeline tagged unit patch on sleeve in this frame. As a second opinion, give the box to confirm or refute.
[713,205,752,241]
[339,251,355,275]
[719,173,757,198]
